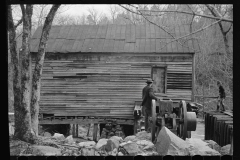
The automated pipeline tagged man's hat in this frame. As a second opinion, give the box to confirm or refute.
[146,79,153,83]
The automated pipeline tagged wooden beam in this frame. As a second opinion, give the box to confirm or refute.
[93,123,98,142]
[191,53,195,101]
[39,118,134,125]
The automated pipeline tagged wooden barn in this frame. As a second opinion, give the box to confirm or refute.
[30,23,200,137]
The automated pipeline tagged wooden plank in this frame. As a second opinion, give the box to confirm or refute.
[59,26,71,39]
[135,25,141,39]
[125,24,131,42]
[113,40,120,52]
[115,25,122,40]
[139,39,145,53]
[124,42,130,52]
[150,23,155,39]
[145,39,151,52]
[110,24,116,39]
[49,26,61,39]
[134,39,141,53]
[29,39,39,52]
[91,39,100,52]
[32,26,43,38]
[79,25,90,40]
[81,39,92,52]
[93,123,98,141]
[117,40,125,53]
[140,25,146,38]
[76,26,85,40]
[68,26,81,39]
[130,24,136,42]
[66,25,77,39]
[100,25,108,39]
[129,43,135,52]
[89,25,99,39]
[46,39,56,52]
[166,39,172,52]
[150,39,156,53]
[53,39,65,52]
[175,25,183,53]
[146,22,151,39]
[95,39,105,52]
[105,24,112,39]
[32,39,40,52]
[180,25,189,53]
[154,25,161,38]
[71,40,82,52]
[121,25,126,40]
[95,25,103,38]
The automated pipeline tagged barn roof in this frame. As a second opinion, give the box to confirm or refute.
[30,24,200,53]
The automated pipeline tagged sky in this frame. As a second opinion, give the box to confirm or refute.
[60,4,113,17]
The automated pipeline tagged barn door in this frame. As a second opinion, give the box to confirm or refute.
[151,67,167,93]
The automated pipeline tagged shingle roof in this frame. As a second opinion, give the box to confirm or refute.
[30,23,200,53]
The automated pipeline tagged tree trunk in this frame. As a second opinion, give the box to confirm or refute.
[8,6,22,140]
[30,5,60,135]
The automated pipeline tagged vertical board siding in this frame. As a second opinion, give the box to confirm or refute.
[33,53,193,118]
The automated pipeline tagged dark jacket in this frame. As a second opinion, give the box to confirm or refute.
[219,85,226,99]
[141,85,158,110]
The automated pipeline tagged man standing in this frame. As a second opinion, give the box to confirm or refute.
[141,79,160,132]
[217,81,226,111]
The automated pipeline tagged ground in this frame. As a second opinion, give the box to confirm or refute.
[9,118,206,156]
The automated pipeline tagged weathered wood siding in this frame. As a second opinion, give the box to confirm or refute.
[32,53,193,119]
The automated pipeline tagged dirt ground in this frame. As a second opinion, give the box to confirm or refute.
[191,118,205,140]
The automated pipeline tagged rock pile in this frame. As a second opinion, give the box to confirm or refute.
[10,125,231,156]
[100,122,125,139]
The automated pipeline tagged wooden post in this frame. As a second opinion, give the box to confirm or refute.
[93,123,98,142]
[192,53,195,102]
[76,124,78,138]
[229,128,233,155]
[72,124,75,137]
[134,119,138,135]
[202,85,205,120]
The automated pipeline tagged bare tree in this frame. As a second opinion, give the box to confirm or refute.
[8,4,61,142]
[30,4,61,135]
[87,7,103,25]
[109,5,120,23]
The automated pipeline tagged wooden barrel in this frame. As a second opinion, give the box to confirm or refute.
[204,110,233,147]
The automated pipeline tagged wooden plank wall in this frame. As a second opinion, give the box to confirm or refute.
[32,53,193,119]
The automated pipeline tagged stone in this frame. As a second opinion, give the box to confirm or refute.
[95,138,108,150]
[122,142,144,156]
[112,148,118,155]
[117,152,124,156]
[186,138,221,156]
[81,148,95,156]
[124,135,136,142]
[136,140,154,150]
[155,126,190,155]
[53,133,65,140]
[31,145,61,156]
[109,136,123,143]
[105,139,119,152]
[135,131,151,141]
[65,135,74,144]
[78,141,96,148]
[204,140,221,152]
[43,132,51,137]
[119,142,127,147]
[220,144,231,155]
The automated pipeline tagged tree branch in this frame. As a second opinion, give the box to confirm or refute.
[159,20,222,51]
[137,8,233,23]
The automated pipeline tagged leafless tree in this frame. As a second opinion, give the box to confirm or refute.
[87,7,103,25]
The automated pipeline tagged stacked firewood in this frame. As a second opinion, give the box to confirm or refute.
[100,121,125,139]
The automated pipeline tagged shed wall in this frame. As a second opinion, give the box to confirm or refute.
[32,53,193,119]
